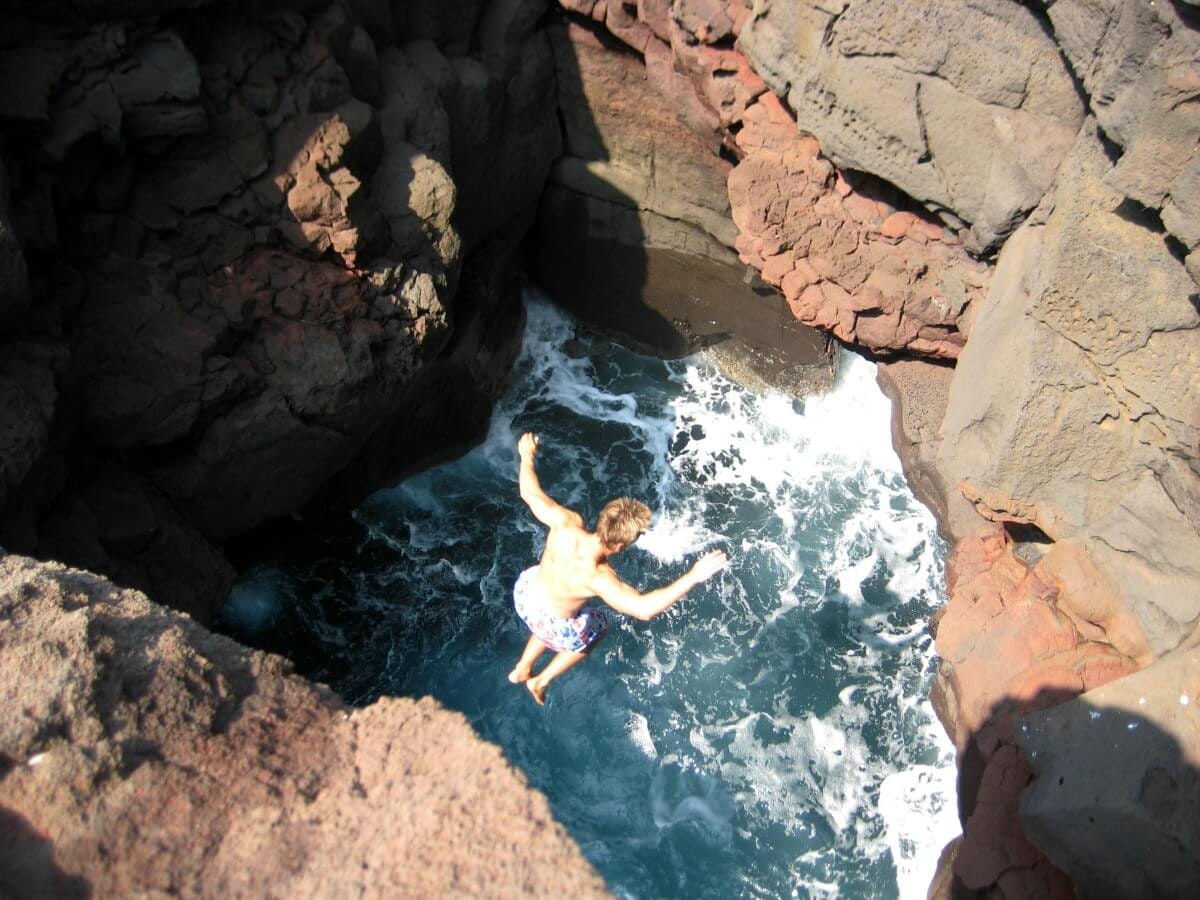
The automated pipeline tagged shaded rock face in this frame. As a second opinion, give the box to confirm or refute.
[0,552,607,897]
[1018,649,1200,900]
[0,0,561,620]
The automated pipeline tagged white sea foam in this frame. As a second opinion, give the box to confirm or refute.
[652,341,957,892]
[627,712,658,758]
[229,294,959,898]
[879,763,961,900]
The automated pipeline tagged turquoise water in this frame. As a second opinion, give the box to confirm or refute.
[222,295,959,898]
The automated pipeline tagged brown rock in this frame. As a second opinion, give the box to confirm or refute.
[728,95,988,358]
[0,553,606,897]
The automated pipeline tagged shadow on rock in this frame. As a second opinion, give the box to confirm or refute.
[0,804,92,900]
[931,662,1200,899]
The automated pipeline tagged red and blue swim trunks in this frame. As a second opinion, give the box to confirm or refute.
[513,566,608,653]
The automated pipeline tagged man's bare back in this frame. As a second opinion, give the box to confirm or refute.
[508,432,728,704]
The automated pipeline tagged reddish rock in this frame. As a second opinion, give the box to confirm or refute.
[0,553,607,898]
[728,95,990,358]
[934,527,1142,898]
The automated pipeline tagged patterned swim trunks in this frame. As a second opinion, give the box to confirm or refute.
[513,566,608,653]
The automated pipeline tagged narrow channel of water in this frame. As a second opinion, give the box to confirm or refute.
[222,293,959,898]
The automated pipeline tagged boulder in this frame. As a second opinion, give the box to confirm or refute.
[0,553,607,897]
[938,121,1200,656]
[1018,649,1200,899]
[737,0,1086,251]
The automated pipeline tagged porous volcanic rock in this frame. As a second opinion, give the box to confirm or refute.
[728,94,989,358]
[0,552,607,898]
[737,0,1086,252]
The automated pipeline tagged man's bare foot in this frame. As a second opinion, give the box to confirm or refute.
[526,679,547,706]
[507,665,531,684]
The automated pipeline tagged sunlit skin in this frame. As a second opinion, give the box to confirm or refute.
[508,432,728,704]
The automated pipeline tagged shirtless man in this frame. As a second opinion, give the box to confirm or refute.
[507,432,728,705]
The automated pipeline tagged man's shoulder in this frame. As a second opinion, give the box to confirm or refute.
[548,509,586,532]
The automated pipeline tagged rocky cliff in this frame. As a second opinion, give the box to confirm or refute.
[0,0,561,622]
[0,552,607,896]
[2,0,1199,897]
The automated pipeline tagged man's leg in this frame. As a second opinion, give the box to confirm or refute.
[508,634,548,684]
[526,648,589,705]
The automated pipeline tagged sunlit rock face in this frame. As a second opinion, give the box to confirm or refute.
[1046,0,1200,280]
[737,0,1086,253]
[727,94,989,359]
[939,122,1200,659]
[0,552,607,897]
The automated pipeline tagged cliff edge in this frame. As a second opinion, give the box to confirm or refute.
[0,551,607,897]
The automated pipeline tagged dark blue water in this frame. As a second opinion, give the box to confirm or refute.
[223,295,958,898]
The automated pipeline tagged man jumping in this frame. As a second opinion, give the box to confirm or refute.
[507,432,728,705]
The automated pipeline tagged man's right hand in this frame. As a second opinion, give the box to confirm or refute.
[518,432,540,460]
[690,549,729,582]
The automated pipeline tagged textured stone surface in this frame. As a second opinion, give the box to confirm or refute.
[1045,0,1200,269]
[737,0,1086,252]
[874,358,971,538]
[548,21,738,252]
[0,552,607,898]
[1019,649,1200,900]
[938,122,1200,657]
[0,0,560,618]
[728,94,989,358]
[932,527,1139,898]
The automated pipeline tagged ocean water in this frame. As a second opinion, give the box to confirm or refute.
[222,293,959,898]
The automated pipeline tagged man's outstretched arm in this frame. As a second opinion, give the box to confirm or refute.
[517,433,578,529]
[593,550,728,621]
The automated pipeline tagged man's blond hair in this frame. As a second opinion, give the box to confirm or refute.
[596,497,652,548]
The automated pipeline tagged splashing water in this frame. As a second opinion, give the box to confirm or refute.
[223,293,959,898]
